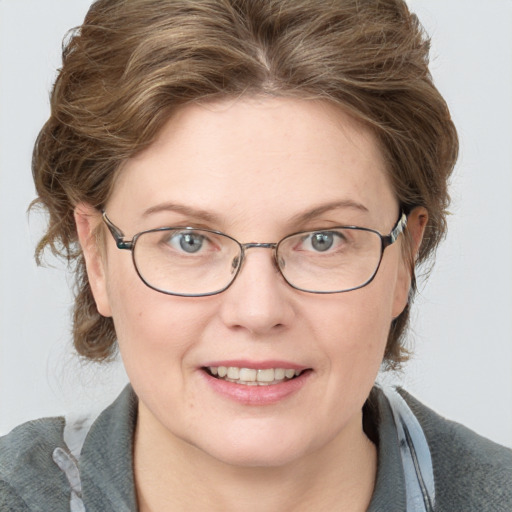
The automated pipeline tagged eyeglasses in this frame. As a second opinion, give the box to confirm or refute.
[102,211,407,297]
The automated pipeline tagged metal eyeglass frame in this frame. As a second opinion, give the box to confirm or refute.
[102,210,408,297]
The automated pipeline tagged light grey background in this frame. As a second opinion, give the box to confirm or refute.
[1,0,511,447]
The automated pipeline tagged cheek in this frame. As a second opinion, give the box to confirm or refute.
[103,259,212,377]
[287,284,395,453]
[306,275,397,377]
[111,291,209,357]
[110,294,217,427]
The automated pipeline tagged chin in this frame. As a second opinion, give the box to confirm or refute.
[188,424,317,469]
[203,444,307,469]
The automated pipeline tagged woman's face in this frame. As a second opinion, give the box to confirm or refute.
[80,97,415,467]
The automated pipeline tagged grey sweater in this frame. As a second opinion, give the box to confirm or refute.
[1,386,511,511]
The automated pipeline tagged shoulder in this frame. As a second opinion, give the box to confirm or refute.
[0,480,30,511]
[0,415,65,475]
[0,416,71,509]
[400,389,512,512]
[0,387,138,511]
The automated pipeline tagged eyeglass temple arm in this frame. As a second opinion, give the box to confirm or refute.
[102,211,133,250]
[382,212,408,249]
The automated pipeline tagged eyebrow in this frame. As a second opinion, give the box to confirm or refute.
[288,200,369,225]
[143,202,221,224]
[143,199,368,226]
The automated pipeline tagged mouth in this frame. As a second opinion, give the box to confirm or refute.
[203,366,309,386]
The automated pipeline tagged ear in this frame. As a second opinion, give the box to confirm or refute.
[392,207,428,318]
[74,203,113,317]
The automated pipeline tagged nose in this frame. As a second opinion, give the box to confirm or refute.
[218,248,296,336]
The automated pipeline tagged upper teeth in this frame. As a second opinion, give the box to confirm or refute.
[208,366,301,385]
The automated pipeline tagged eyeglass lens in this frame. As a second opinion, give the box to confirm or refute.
[131,227,384,296]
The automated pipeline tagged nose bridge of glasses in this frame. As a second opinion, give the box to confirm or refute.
[237,242,282,272]
[241,242,277,250]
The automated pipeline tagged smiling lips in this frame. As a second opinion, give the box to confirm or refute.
[206,366,304,386]
[201,364,311,405]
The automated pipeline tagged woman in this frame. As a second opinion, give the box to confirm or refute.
[1,0,511,510]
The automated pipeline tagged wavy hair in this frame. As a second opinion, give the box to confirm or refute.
[32,0,458,365]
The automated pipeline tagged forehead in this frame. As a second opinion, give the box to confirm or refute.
[109,96,397,232]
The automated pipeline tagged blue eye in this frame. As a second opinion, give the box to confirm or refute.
[311,232,334,252]
[168,232,205,253]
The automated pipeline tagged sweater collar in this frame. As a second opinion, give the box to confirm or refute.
[77,384,407,511]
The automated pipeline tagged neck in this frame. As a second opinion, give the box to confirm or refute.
[134,404,377,512]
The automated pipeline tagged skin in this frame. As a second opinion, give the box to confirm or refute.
[76,97,427,511]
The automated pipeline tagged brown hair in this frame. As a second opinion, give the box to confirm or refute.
[32,0,458,365]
